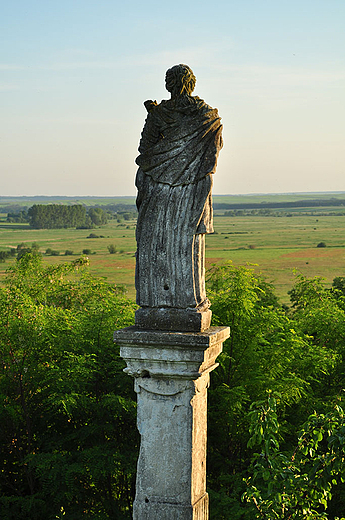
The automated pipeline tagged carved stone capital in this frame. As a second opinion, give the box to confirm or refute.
[113,326,229,380]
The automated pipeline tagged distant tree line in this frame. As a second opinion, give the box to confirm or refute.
[214,197,345,211]
[1,204,29,214]
[6,204,138,228]
[224,208,345,217]
[98,203,137,213]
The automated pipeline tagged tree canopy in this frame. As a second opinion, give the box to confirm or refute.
[0,253,137,519]
[27,205,109,229]
[0,256,344,518]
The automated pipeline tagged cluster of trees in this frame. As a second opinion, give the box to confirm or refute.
[0,249,16,263]
[94,204,137,222]
[0,239,123,264]
[5,205,111,230]
[0,243,42,263]
[27,205,110,229]
[6,205,137,229]
[2,205,29,223]
[6,211,30,224]
[0,255,345,518]
[87,208,109,227]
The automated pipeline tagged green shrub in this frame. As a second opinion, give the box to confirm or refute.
[107,244,117,254]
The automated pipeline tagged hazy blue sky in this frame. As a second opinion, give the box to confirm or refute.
[1,0,344,196]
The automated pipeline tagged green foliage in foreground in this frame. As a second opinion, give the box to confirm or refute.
[1,256,345,518]
[243,395,345,519]
[0,254,137,519]
[206,263,345,519]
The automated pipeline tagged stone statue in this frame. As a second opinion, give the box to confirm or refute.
[135,64,223,331]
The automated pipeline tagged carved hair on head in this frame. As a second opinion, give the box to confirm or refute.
[166,64,196,96]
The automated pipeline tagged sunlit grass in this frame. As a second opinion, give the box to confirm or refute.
[0,209,345,305]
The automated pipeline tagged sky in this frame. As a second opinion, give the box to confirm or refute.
[1,0,344,197]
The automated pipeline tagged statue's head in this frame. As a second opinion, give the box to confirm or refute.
[165,64,196,97]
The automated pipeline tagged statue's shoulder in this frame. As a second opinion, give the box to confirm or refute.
[190,97,221,124]
[147,99,170,118]
[192,96,213,110]
[152,97,220,125]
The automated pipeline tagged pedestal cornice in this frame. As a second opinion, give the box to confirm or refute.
[113,326,230,380]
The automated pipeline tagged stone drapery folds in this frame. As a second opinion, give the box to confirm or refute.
[135,64,223,325]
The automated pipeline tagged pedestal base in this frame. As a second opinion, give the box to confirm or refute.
[135,303,212,332]
[114,326,230,520]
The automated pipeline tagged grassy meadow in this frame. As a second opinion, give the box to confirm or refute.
[209,210,345,303]
[0,218,137,296]
[1,194,345,304]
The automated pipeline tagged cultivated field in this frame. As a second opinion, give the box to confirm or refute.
[1,194,345,305]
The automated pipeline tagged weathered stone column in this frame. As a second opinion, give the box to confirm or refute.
[117,63,226,518]
[114,326,229,519]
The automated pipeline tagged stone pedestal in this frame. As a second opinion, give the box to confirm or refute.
[135,300,212,333]
[113,326,230,520]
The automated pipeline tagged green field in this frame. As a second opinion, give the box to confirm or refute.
[0,219,137,295]
[0,193,345,303]
[208,211,345,303]
[1,195,345,304]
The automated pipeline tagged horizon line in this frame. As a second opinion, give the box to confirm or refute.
[1,190,345,199]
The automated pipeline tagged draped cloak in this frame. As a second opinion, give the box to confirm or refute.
[135,95,223,308]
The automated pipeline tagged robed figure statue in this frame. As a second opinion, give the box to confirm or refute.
[135,64,223,331]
